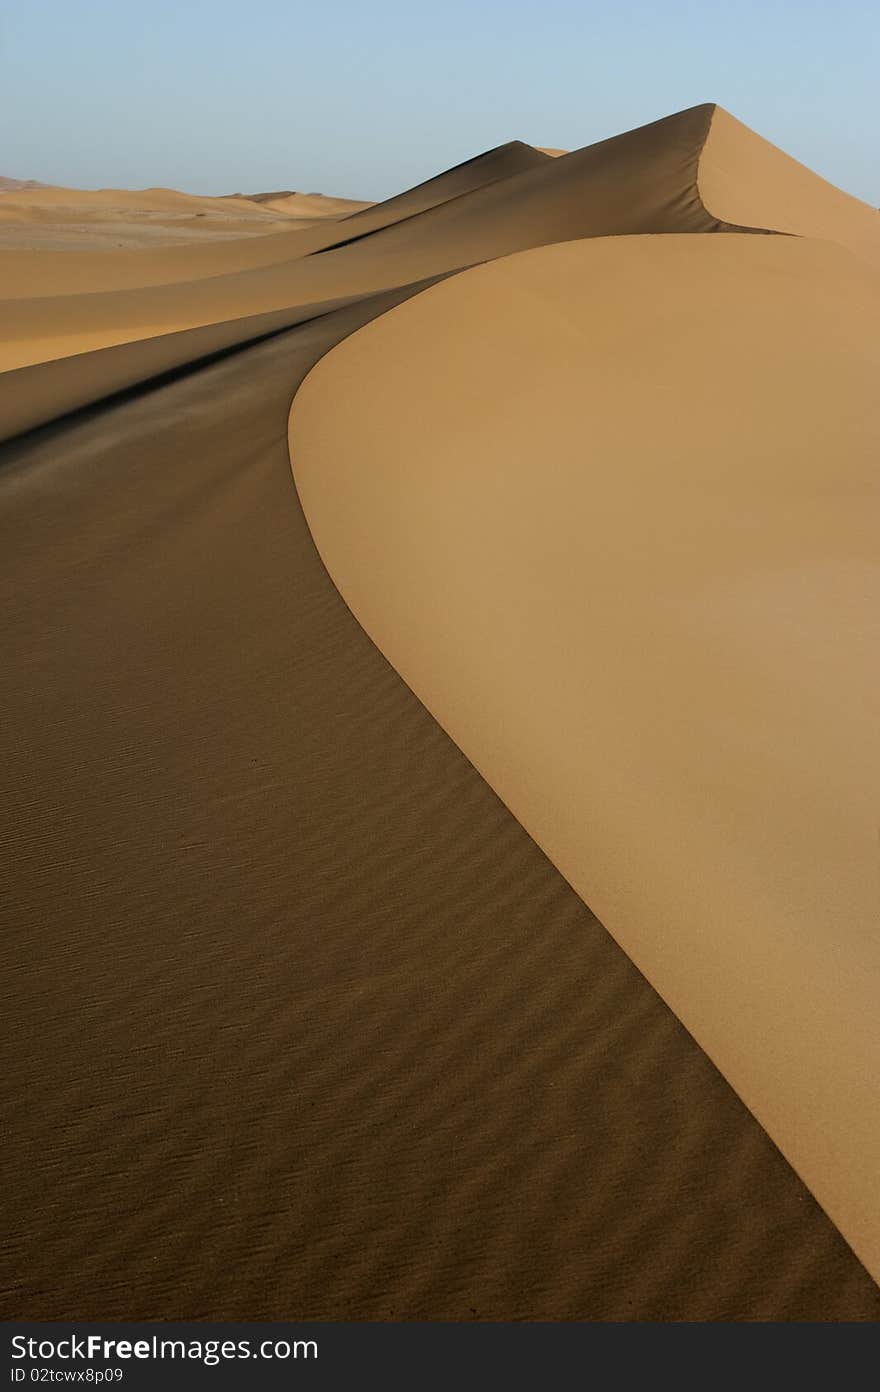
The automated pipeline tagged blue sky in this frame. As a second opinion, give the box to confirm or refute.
[3,0,877,202]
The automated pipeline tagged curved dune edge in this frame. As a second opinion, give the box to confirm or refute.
[697,107,880,264]
[5,275,880,1320]
[289,234,880,1284]
[0,281,447,445]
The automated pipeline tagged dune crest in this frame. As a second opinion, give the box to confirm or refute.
[698,106,880,263]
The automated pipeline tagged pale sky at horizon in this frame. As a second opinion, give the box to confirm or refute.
[3,0,877,204]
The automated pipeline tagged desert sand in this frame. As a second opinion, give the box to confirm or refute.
[292,231,880,1285]
[0,180,373,297]
[1,104,878,1321]
[0,179,372,247]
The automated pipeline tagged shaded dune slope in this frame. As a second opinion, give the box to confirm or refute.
[0,288,439,445]
[0,142,556,434]
[2,290,879,1321]
[318,102,879,265]
[290,233,880,1286]
[308,104,728,261]
[301,140,553,250]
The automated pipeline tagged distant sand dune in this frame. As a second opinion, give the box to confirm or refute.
[0,175,52,191]
[0,182,367,269]
[0,141,543,301]
[254,191,372,218]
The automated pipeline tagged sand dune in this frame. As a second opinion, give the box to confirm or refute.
[0,288,412,444]
[0,183,267,213]
[252,191,372,218]
[4,107,719,364]
[2,103,879,1321]
[698,107,880,264]
[0,141,542,304]
[0,182,367,291]
[0,182,293,247]
[0,175,51,191]
[0,221,321,299]
[2,267,878,1325]
[4,104,876,373]
[0,180,368,225]
[290,232,880,1285]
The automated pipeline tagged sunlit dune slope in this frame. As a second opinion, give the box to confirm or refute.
[316,139,552,239]
[698,107,880,264]
[290,233,880,1285]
